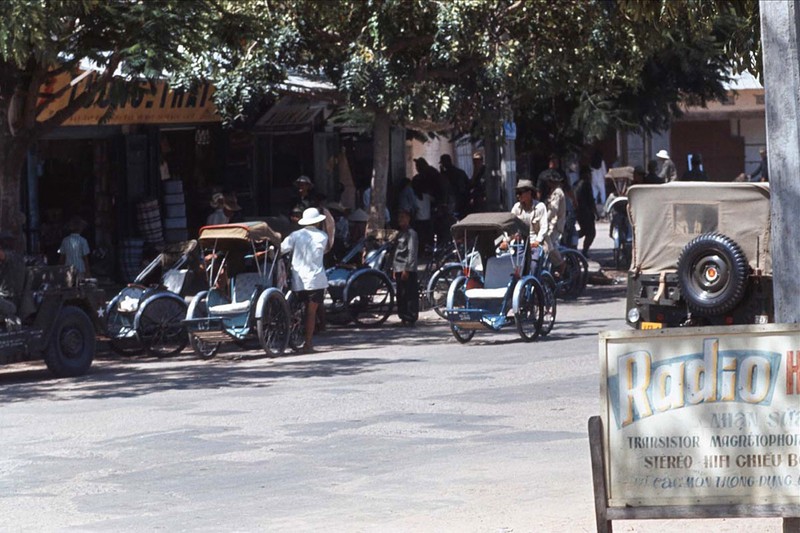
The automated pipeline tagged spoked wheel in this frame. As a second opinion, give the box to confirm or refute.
[344,270,394,327]
[257,291,290,356]
[427,264,462,319]
[186,294,220,359]
[446,276,475,343]
[514,277,544,342]
[557,249,588,300]
[539,272,557,336]
[138,296,188,358]
[286,291,307,353]
[106,287,145,356]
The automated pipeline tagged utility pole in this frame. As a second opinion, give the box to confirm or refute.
[761,1,800,325]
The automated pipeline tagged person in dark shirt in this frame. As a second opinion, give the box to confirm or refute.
[392,209,419,326]
[439,154,470,217]
[749,148,768,182]
[574,167,597,258]
[643,160,664,184]
[681,154,709,181]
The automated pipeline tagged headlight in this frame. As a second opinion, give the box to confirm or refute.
[627,308,640,323]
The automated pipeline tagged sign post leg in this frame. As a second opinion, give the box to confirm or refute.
[588,416,612,533]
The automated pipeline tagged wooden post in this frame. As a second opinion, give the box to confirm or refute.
[588,416,612,533]
[760,4,800,528]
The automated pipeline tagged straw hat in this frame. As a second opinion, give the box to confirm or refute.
[209,192,225,208]
[294,175,314,188]
[515,179,536,192]
[656,149,670,159]
[298,207,326,226]
[223,193,242,211]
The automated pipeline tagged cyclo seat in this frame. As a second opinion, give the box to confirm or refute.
[208,272,266,315]
[465,254,515,300]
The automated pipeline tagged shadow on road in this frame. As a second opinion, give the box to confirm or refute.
[0,354,421,402]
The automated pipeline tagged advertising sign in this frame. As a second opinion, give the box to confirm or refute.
[600,324,800,508]
[37,71,219,126]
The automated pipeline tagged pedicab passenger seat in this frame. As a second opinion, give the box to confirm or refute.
[207,272,265,316]
[465,254,515,300]
[162,269,190,295]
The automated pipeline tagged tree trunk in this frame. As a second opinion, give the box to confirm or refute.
[368,109,390,232]
[0,104,28,249]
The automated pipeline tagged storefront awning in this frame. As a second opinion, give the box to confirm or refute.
[253,103,325,134]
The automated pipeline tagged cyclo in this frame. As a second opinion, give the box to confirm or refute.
[183,221,290,358]
[444,213,545,343]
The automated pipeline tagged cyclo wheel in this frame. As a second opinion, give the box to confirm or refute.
[286,291,307,353]
[257,290,290,356]
[514,277,544,342]
[344,270,394,327]
[138,295,188,358]
[539,271,557,336]
[557,249,587,300]
[446,276,474,343]
[427,264,463,319]
[106,286,145,356]
[186,293,220,359]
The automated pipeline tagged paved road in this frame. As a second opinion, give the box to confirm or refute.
[0,233,782,532]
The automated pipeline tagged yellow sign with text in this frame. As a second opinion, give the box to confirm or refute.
[37,71,220,126]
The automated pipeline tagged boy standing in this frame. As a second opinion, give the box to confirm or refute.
[59,216,91,279]
[392,209,419,326]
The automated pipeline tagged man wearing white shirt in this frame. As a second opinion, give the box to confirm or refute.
[281,207,329,353]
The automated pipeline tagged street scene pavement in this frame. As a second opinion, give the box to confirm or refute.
[0,227,780,532]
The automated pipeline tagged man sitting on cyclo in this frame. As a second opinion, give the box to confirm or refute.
[499,179,549,271]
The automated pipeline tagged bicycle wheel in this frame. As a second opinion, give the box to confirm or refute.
[427,263,462,319]
[138,295,188,358]
[446,276,474,343]
[514,277,544,342]
[344,270,394,327]
[286,291,307,353]
[557,249,587,300]
[257,290,290,356]
[539,271,557,336]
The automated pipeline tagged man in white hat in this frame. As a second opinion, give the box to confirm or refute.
[280,207,329,353]
[656,149,677,183]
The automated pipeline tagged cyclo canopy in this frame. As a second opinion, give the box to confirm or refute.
[627,182,771,276]
[451,212,530,268]
[198,221,282,249]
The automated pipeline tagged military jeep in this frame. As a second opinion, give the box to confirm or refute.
[0,265,106,377]
[625,182,772,329]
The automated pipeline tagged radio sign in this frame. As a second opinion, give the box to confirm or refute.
[600,324,800,507]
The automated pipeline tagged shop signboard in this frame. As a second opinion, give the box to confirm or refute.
[37,71,220,125]
[600,324,800,508]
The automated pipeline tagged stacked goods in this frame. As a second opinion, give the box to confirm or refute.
[136,199,164,246]
[162,180,188,242]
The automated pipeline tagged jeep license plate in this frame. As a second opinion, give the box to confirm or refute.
[640,321,662,330]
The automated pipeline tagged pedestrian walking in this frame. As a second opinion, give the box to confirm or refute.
[541,174,566,276]
[59,216,91,279]
[748,147,769,182]
[280,207,329,353]
[589,150,608,213]
[656,149,677,183]
[392,209,419,326]
[575,167,597,258]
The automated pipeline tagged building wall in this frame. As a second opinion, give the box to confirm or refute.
[670,120,744,181]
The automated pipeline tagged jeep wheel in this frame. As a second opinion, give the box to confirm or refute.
[45,306,96,377]
[677,233,749,316]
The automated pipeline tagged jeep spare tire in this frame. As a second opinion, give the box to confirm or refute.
[677,232,749,316]
[44,306,96,377]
